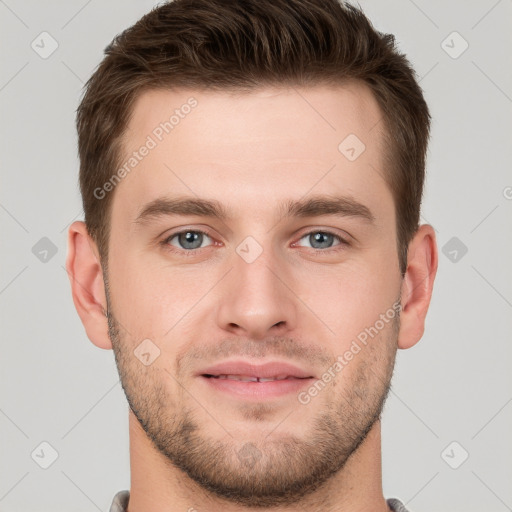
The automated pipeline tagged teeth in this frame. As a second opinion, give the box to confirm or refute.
[225,374,258,382]
[211,374,294,382]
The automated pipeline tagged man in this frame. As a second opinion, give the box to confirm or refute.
[66,0,437,510]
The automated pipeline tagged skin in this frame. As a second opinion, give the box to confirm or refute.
[66,83,437,512]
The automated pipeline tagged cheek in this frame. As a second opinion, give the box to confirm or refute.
[107,248,170,339]
[108,248,221,344]
[299,252,400,349]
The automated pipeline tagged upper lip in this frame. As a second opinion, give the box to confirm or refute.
[198,360,314,379]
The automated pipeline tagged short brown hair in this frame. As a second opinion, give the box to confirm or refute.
[77,0,430,275]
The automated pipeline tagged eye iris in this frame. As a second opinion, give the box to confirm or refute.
[179,231,203,249]
[310,232,333,249]
[174,232,337,250]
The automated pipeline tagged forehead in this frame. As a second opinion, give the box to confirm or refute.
[123,82,383,156]
[112,83,392,228]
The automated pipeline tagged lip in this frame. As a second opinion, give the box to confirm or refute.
[197,360,315,400]
[198,360,314,379]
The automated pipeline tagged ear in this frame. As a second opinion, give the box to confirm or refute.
[398,224,438,349]
[65,221,112,350]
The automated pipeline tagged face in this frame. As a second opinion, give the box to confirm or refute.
[106,84,402,506]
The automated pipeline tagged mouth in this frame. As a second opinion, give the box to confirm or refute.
[203,374,308,382]
[197,361,315,400]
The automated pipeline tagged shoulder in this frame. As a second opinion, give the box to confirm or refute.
[109,490,130,512]
[387,497,412,512]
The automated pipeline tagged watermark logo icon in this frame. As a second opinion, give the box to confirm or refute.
[237,442,262,469]
[31,441,59,469]
[236,236,263,264]
[441,441,469,469]
[134,339,161,366]
[338,134,366,161]
[442,236,468,263]
[31,32,59,59]
[441,31,469,59]
[32,237,58,263]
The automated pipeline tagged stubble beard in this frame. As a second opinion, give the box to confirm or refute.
[106,287,398,508]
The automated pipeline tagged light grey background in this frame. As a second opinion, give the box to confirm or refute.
[1,1,511,511]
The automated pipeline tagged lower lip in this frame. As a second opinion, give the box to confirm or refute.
[199,376,314,400]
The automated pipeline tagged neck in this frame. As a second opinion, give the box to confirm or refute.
[126,411,389,512]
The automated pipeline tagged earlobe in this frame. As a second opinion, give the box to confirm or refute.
[65,221,112,350]
[398,224,438,350]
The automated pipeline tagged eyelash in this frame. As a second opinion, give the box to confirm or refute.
[160,228,350,256]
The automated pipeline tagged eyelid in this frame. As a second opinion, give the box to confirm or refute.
[292,228,351,249]
[160,226,352,254]
[161,227,217,252]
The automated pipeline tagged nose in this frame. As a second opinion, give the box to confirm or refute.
[215,243,298,340]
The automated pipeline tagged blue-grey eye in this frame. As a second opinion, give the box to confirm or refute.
[298,231,343,250]
[168,230,212,250]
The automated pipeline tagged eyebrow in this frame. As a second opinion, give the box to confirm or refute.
[133,194,375,225]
